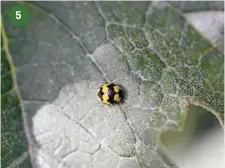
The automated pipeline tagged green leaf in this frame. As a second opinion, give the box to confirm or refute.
[169,1,224,12]
[1,1,224,168]
[1,23,32,167]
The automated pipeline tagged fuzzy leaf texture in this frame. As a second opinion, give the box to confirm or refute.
[1,1,224,168]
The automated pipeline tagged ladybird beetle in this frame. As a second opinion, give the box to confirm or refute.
[97,83,124,104]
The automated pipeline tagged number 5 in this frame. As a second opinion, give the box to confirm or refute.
[16,11,21,19]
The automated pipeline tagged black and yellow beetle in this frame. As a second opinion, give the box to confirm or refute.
[97,83,124,104]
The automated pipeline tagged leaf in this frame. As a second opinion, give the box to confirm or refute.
[169,1,224,12]
[1,1,224,168]
[1,22,32,167]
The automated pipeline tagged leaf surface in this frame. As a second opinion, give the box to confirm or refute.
[1,1,224,168]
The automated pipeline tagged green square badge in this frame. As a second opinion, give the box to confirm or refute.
[8,5,30,26]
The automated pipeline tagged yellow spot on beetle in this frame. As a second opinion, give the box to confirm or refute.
[113,85,120,93]
[102,94,110,104]
[102,85,109,93]
[113,94,121,102]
